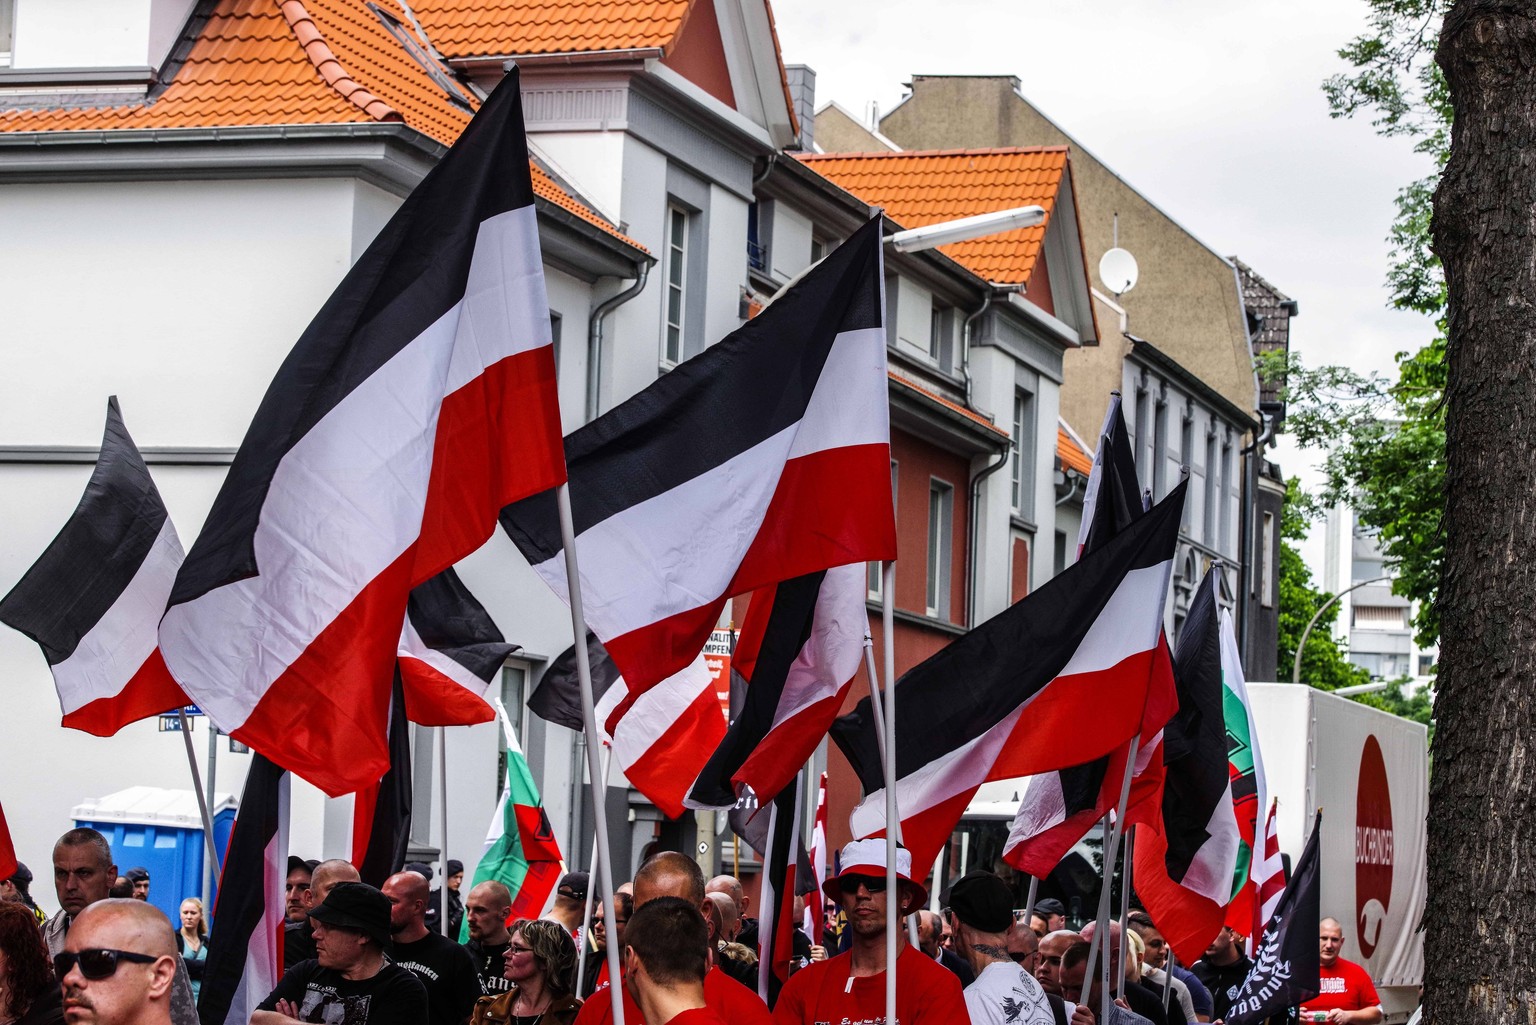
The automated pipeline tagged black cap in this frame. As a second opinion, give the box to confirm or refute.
[286,856,315,876]
[8,862,31,888]
[405,861,433,881]
[446,859,464,876]
[558,871,589,900]
[307,882,391,947]
[1033,898,1066,918]
[947,871,1014,934]
[124,867,150,882]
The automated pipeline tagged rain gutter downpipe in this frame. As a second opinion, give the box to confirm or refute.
[586,262,650,422]
[962,282,1025,627]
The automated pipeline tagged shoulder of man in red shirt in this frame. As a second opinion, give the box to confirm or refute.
[703,965,771,1024]
[770,945,966,1024]
[662,1009,730,1025]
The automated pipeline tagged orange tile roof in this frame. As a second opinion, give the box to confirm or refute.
[0,0,641,251]
[796,148,1070,286]
[1058,426,1093,475]
[412,0,694,58]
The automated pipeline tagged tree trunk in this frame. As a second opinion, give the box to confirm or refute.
[1429,3,1536,1021]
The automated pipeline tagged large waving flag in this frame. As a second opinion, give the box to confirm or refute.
[352,673,413,888]
[685,563,865,810]
[399,568,518,726]
[757,775,804,1006]
[1250,799,1286,935]
[1220,615,1270,936]
[501,217,894,730]
[1132,567,1244,962]
[0,397,189,736]
[1225,812,1322,1025]
[832,482,1186,870]
[463,701,564,936]
[198,754,290,1025]
[159,72,566,796]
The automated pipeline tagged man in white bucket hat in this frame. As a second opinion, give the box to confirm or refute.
[770,840,967,1023]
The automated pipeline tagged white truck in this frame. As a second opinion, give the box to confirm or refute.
[953,682,1427,1023]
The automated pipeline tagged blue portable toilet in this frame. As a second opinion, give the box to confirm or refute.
[72,787,237,927]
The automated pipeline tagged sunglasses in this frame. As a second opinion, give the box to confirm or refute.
[56,949,160,980]
[836,874,889,894]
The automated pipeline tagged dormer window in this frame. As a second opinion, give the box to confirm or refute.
[1,0,14,68]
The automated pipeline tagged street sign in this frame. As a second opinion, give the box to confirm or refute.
[704,629,733,722]
[158,714,191,732]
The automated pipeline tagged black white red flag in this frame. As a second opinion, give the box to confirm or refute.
[501,217,895,731]
[756,775,804,1006]
[399,567,518,727]
[1004,394,1174,876]
[1132,566,1244,962]
[0,397,190,736]
[197,754,290,1025]
[832,482,1186,871]
[352,672,412,888]
[1225,811,1322,1025]
[158,72,565,795]
[685,563,865,809]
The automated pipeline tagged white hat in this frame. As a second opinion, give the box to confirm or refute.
[822,839,927,914]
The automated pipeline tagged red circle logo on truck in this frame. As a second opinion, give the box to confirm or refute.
[1355,734,1393,959]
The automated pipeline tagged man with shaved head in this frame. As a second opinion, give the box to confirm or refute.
[1298,918,1382,1024]
[572,852,769,1025]
[58,898,179,1025]
[383,871,480,1025]
[284,859,360,970]
[464,880,514,997]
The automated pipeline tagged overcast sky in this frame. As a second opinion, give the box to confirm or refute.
[771,0,1441,577]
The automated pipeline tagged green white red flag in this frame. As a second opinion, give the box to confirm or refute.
[460,700,564,938]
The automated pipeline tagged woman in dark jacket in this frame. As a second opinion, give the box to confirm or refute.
[0,901,64,1025]
[470,918,581,1025]
[174,898,209,1000]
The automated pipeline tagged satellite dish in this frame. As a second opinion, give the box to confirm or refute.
[1099,247,1139,296]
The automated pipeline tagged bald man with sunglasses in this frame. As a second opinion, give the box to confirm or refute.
[57,898,179,1025]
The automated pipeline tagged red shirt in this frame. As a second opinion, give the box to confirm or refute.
[573,966,771,1025]
[1300,958,1381,1012]
[771,944,969,1024]
[664,1010,729,1025]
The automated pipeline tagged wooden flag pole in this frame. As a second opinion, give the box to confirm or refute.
[881,561,898,1025]
[574,747,613,994]
[555,483,627,1025]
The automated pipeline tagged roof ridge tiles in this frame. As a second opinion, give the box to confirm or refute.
[798,145,1069,160]
[278,0,401,123]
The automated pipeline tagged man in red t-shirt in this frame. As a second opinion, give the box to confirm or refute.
[772,839,968,1024]
[573,853,770,1025]
[624,896,729,1025]
[1299,918,1382,1024]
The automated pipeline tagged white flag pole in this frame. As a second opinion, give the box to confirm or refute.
[881,561,898,1025]
[1079,734,1141,1021]
[1118,824,1135,998]
[175,708,220,906]
[863,627,918,948]
[439,726,451,935]
[574,747,613,994]
[555,483,627,1025]
[1024,875,1039,924]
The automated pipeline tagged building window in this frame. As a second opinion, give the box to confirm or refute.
[1054,530,1068,576]
[662,206,689,366]
[1152,395,1169,499]
[929,303,954,372]
[1204,431,1218,545]
[927,479,954,619]
[1219,436,1234,552]
[810,235,829,264]
[1179,412,1194,528]
[869,461,897,600]
[1260,511,1276,608]
[0,0,12,66]
[549,312,562,372]
[747,200,771,273]
[1010,390,1035,515]
[1134,386,1151,492]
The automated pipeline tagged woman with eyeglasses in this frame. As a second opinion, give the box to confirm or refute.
[0,901,65,1025]
[470,918,581,1025]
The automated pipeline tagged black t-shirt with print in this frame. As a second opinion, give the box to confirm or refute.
[259,958,427,1024]
[465,939,513,996]
[391,932,482,1025]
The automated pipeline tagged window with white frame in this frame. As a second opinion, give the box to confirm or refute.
[1261,511,1276,608]
[1204,430,1219,545]
[0,0,13,66]
[927,479,954,619]
[869,460,898,599]
[1010,390,1035,515]
[1220,436,1234,552]
[662,206,689,366]
[929,303,954,372]
[1152,396,1169,498]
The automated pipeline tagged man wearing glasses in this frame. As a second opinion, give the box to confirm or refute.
[770,840,966,1024]
[57,898,179,1025]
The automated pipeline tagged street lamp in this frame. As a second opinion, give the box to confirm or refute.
[883,205,1046,253]
[1291,575,1394,685]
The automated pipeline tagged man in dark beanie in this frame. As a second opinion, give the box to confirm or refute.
[947,871,1055,1025]
[254,881,427,1025]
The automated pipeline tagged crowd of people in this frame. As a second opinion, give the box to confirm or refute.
[0,826,1386,1025]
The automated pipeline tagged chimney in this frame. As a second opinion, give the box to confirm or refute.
[785,63,815,151]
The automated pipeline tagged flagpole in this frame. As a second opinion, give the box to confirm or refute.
[1079,734,1140,1024]
[1118,824,1134,1000]
[880,561,897,1025]
[864,626,918,947]
[555,483,627,1025]
[438,726,450,936]
[575,747,612,995]
[1024,875,1038,924]
[175,708,219,906]
[1163,949,1175,1016]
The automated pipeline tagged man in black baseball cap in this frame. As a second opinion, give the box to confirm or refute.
[948,871,1056,1025]
[1,862,44,926]
[254,882,427,1025]
[546,870,589,935]
[1032,898,1067,935]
